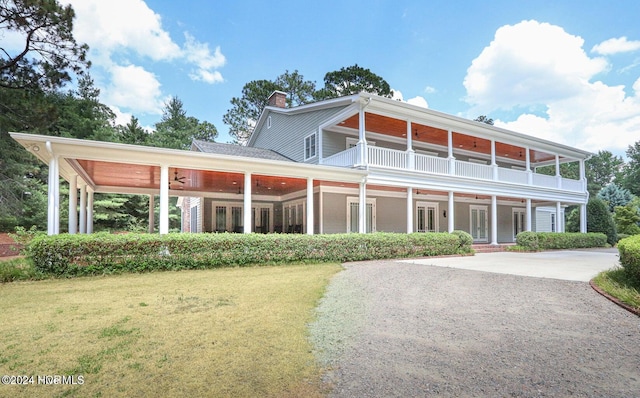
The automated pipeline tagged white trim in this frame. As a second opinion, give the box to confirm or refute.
[267,115,272,129]
[304,131,317,161]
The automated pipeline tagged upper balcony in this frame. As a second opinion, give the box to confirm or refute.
[322,144,585,193]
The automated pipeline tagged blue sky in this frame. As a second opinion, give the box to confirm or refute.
[54,0,640,156]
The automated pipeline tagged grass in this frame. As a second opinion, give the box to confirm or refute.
[0,257,45,283]
[0,263,342,397]
[592,267,640,311]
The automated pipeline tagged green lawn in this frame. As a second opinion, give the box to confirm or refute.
[592,267,640,312]
[0,263,342,397]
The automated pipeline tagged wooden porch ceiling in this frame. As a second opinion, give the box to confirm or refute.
[75,159,309,195]
[340,113,560,163]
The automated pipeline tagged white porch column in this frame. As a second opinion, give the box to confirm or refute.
[357,106,368,166]
[526,147,533,185]
[526,198,532,232]
[491,195,498,245]
[448,191,455,233]
[159,165,169,234]
[358,181,366,233]
[407,120,415,170]
[579,159,587,191]
[243,172,252,233]
[79,184,87,234]
[447,130,455,175]
[406,188,413,233]
[68,174,78,234]
[46,142,60,235]
[580,203,587,233]
[86,189,94,234]
[306,177,314,235]
[148,195,155,233]
[555,154,562,188]
[556,201,562,233]
[491,140,498,180]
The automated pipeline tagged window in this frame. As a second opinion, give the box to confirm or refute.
[551,213,556,233]
[304,132,317,160]
[267,116,272,129]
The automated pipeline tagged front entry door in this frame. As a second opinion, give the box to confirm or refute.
[470,205,488,243]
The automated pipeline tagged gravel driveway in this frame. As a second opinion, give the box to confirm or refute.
[310,254,640,397]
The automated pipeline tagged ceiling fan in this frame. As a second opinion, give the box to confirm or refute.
[169,170,186,189]
[174,171,186,184]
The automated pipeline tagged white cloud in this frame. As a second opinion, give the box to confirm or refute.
[183,33,226,84]
[60,0,226,117]
[407,96,429,108]
[66,0,180,62]
[464,20,640,154]
[104,64,164,114]
[391,89,429,108]
[465,20,608,112]
[592,36,640,55]
[424,86,437,94]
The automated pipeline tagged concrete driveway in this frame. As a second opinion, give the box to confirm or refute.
[399,248,620,281]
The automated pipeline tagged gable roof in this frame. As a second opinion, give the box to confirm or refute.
[192,140,293,162]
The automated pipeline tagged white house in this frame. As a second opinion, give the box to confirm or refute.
[10,91,590,244]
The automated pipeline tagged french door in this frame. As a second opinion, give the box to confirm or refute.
[512,208,526,241]
[470,205,488,243]
[416,202,438,232]
[347,197,376,233]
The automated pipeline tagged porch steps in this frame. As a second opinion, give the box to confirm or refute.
[472,243,515,253]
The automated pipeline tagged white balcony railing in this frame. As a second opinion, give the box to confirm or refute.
[322,145,584,193]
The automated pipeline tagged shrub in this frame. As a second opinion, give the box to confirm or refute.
[618,235,640,284]
[516,231,539,251]
[587,198,617,245]
[27,232,472,277]
[451,230,473,252]
[516,232,607,251]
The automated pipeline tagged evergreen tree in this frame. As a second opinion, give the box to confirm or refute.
[597,183,634,212]
[152,96,217,150]
[587,198,617,245]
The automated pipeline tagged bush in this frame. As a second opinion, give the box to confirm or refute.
[516,231,539,251]
[618,235,640,284]
[27,232,472,277]
[587,198,617,245]
[516,232,607,251]
[451,230,473,252]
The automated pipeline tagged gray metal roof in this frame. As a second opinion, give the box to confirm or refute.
[192,140,293,162]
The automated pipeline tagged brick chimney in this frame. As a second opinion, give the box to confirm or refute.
[268,90,287,108]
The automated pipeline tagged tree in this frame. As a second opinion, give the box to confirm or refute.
[613,201,640,236]
[117,116,148,145]
[152,96,218,150]
[314,64,392,100]
[587,197,617,245]
[223,70,316,144]
[621,141,640,197]
[586,150,624,196]
[597,183,634,212]
[474,115,494,125]
[0,0,89,90]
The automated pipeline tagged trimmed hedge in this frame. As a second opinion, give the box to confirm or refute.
[27,232,473,277]
[618,235,640,284]
[516,232,607,251]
